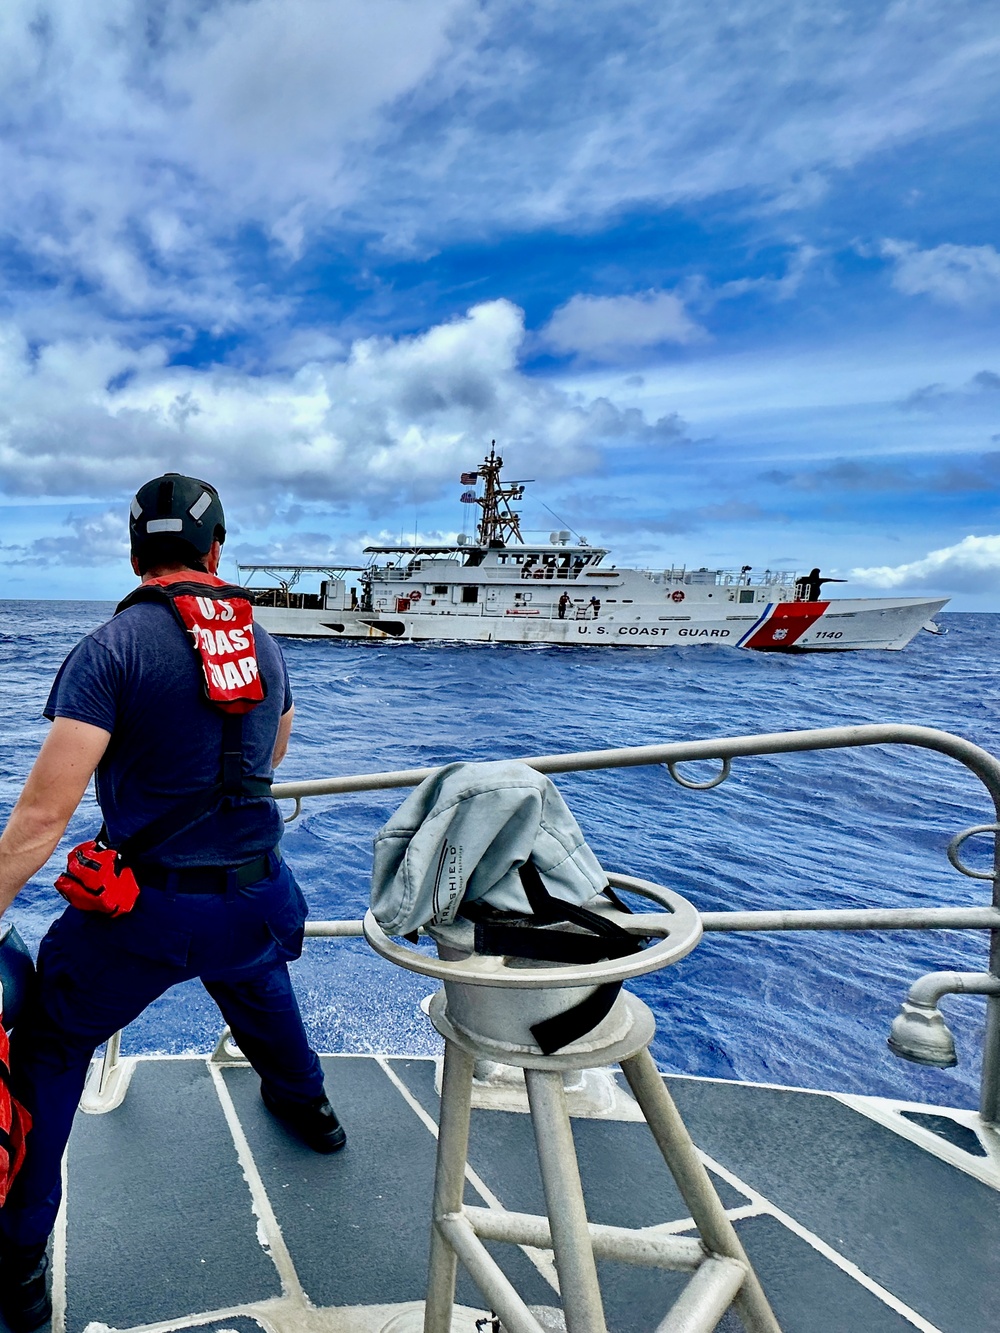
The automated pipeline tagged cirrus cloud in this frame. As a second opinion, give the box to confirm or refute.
[1,1,998,327]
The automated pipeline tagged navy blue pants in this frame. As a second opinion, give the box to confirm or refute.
[0,853,325,1250]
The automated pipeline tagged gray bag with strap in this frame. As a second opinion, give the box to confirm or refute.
[371,760,608,935]
[371,761,644,1054]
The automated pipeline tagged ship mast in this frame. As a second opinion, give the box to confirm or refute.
[463,442,525,547]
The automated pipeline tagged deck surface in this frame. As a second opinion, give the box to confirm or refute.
[9,1050,999,1333]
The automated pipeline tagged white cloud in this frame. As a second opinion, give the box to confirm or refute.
[541,291,706,360]
[852,535,1000,593]
[707,246,821,304]
[232,525,459,569]
[2,510,128,567]
[368,2,1000,239]
[880,240,1000,306]
[0,300,682,512]
[0,2,997,324]
[0,0,464,320]
[162,0,462,211]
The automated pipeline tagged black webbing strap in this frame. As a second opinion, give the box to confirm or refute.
[470,860,644,1056]
[114,718,270,866]
[0,1051,13,1163]
[471,922,627,966]
[115,580,251,614]
[530,983,624,1058]
[221,712,245,798]
[108,583,271,866]
[518,860,640,948]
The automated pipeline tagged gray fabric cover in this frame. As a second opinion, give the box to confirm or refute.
[370,760,608,936]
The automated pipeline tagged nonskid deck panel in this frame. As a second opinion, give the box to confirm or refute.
[28,1054,1000,1333]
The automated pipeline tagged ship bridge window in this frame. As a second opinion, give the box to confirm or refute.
[434,585,448,595]
[461,586,479,603]
[738,589,755,604]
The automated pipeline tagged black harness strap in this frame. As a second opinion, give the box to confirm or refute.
[115,579,252,613]
[221,712,247,798]
[469,859,644,1056]
[111,715,272,866]
[107,584,272,868]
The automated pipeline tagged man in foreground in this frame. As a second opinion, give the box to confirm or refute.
[0,473,344,1331]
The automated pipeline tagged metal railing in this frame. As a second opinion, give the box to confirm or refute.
[92,726,1000,1123]
[273,724,1000,1122]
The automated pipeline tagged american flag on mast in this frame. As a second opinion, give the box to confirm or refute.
[460,471,478,485]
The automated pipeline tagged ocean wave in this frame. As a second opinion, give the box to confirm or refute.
[0,600,993,1106]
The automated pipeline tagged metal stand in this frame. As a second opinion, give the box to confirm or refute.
[423,991,779,1333]
[79,1029,136,1114]
[363,873,780,1333]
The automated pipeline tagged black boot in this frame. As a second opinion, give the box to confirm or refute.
[260,1087,346,1153]
[0,1246,51,1333]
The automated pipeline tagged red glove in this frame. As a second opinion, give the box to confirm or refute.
[55,841,140,917]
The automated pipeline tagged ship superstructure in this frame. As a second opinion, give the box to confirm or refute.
[241,446,947,650]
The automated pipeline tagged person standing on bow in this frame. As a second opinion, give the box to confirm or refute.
[0,473,344,1333]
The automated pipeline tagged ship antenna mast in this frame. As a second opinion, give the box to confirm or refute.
[471,442,525,547]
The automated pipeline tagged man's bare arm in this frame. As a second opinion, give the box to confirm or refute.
[0,718,111,918]
[273,705,294,768]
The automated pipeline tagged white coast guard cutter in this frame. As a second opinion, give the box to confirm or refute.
[241,448,947,651]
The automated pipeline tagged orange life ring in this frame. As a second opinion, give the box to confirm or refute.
[671,590,685,603]
[409,590,422,601]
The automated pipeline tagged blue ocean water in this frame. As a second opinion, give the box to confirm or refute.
[2,599,997,1108]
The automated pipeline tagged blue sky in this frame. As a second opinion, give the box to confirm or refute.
[0,0,998,605]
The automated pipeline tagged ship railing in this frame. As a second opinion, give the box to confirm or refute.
[520,565,579,580]
[643,568,799,588]
[89,725,1000,1126]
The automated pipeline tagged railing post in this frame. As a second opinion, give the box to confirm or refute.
[982,827,1000,1124]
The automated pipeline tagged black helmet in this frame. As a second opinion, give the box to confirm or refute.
[129,473,226,556]
[0,923,34,1031]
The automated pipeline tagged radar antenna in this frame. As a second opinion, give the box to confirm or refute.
[464,442,526,547]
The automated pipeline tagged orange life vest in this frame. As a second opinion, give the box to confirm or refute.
[125,571,266,713]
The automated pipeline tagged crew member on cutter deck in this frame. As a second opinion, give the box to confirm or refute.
[0,473,345,1333]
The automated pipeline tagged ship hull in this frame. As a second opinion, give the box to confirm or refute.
[252,596,947,651]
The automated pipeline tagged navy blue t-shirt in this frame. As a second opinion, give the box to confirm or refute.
[45,601,293,867]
